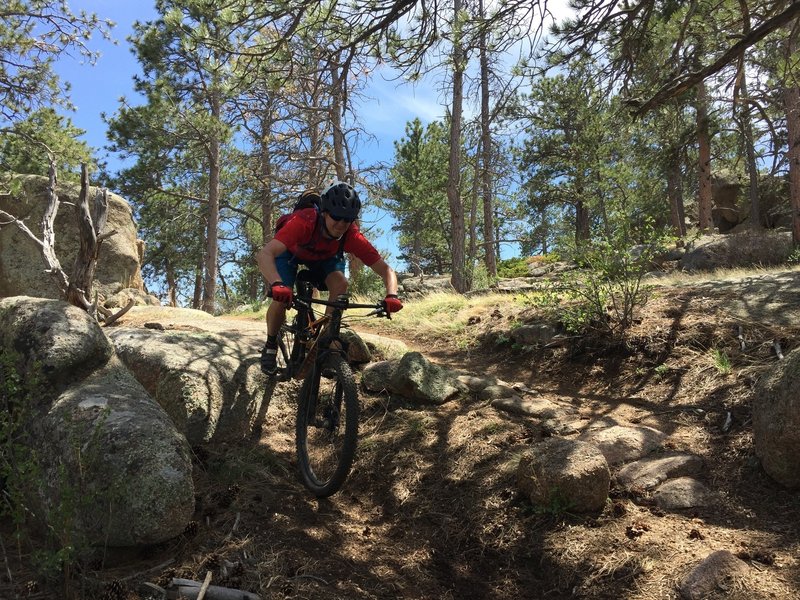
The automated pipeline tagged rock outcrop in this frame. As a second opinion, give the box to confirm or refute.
[0,174,147,301]
[0,297,194,547]
[107,327,266,445]
[752,346,800,488]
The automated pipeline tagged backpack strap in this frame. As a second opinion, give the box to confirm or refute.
[298,212,347,259]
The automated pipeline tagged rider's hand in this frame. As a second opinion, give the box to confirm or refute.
[270,281,293,304]
[383,294,403,313]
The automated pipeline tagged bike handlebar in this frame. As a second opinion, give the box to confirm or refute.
[295,295,392,319]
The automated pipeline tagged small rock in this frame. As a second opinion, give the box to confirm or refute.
[679,550,750,599]
[457,374,492,392]
[653,477,712,509]
[492,396,562,419]
[580,424,666,465]
[479,384,516,401]
[617,453,705,490]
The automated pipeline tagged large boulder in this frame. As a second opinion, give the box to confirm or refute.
[361,352,468,404]
[710,171,791,231]
[398,274,455,298]
[516,437,610,513]
[0,297,195,547]
[0,174,145,300]
[752,347,800,488]
[678,231,793,272]
[711,170,742,233]
[107,327,266,445]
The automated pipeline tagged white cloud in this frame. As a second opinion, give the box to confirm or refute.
[358,71,446,134]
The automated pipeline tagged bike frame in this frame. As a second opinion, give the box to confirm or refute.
[275,278,387,381]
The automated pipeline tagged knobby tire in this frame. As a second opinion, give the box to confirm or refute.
[295,353,359,497]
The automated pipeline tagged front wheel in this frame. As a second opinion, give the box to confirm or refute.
[272,324,296,380]
[295,353,359,497]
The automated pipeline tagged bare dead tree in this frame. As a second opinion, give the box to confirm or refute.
[0,156,133,324]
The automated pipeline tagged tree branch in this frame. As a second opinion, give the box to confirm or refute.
[631,1,800,115]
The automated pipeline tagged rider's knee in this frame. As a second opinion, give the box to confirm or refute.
[326,270,348,295]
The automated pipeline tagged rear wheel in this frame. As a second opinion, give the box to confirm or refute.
[295,353,359,497]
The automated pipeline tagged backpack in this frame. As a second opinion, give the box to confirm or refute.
[274,190,321,233]
[274,190,347,258]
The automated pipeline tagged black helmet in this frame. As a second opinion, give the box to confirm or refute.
[321,181,361,220]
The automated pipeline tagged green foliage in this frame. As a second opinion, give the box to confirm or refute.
[348,265,385,298]
[0,109,95,179]
[711,348,732,375]
[0,1,112,123]
[654,364,671,379]
[386,119,452,274]
[557,224,667,340]
[0,349,113,589]
[532,488,575,518]
[518,284,563,322]
[468,262,496,290]
[497,257,530,278]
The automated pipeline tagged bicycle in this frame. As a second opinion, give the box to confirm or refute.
[268,271,391,497]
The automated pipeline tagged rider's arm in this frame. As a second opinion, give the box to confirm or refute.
[256,238,288,286]
[369,259,399,296]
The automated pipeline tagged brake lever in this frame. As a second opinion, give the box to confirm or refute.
[366,305,391,320]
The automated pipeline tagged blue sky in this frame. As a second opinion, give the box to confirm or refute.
[52,2,571,266]
[53,1,452,264]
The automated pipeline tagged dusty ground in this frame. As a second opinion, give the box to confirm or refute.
[6,270,800,599]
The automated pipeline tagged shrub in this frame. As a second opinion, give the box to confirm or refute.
[557,224,668,340]
[349,264,385,298]
[497,257,530,278]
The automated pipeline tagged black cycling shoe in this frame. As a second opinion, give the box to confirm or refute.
[260,343,278,375]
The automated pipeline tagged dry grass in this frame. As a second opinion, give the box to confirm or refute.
[8,269,800,599]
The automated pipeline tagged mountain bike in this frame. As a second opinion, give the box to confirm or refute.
[269,271,391,497]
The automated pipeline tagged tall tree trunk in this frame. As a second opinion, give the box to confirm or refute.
[447,0,467,293]
[784,28,800,245]
[467,155,479,289]
[202,93,221,314]
[259,111,275,246]
[478,0,496,279]
[737,69,761,228]
[667,148,687,237]
[330,60,364,280]
[258,111,275,299]
[736,5,760,229]
[695,78,714,232]
[192,256,203,310]
[165,256,178,308]
[575,198,590,244]
[330,60,347,181]
[308,80,323,185]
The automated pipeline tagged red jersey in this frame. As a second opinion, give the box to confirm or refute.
[274,208,382,266]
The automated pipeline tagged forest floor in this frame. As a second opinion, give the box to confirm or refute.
[7,267,800,599]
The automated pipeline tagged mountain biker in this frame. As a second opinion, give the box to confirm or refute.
[255,181,403,374]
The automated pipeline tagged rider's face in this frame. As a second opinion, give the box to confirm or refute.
[323,212,353,237]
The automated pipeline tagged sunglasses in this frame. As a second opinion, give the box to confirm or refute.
[328,214,354,223]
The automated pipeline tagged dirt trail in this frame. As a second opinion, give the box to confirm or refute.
[11,270,800,599]
[106,270,800,600]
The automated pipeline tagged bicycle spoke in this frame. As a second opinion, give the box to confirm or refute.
[295,355,358,497]
[305,378,346,476]
[276,326,294,372]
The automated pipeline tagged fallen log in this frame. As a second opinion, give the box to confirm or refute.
[165,577,261,600]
